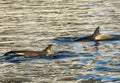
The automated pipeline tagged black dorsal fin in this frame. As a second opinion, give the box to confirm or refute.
[92,26,100,39]
[42,44,53,53]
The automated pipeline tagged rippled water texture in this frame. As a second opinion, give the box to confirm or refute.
[0,0,120,82]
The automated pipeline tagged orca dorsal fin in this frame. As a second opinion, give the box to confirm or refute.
[92,26,100,39]
[42,44,53,54]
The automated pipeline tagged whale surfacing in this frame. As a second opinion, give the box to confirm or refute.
[75,26,116,41]
[4,44,53,57]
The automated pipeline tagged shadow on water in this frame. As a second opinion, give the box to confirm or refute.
[0,51,94,63]
[52,36,79,43]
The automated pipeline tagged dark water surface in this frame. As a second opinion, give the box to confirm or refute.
[0,0,120,82]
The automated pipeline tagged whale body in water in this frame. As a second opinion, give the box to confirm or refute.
[3,44,53,57]
[75,26,119,42]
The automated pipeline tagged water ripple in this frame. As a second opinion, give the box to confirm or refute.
[92,66,120,72]
[75,74,120,81]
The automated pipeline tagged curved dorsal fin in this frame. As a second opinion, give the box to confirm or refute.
[92,26,100,38]
[42,44,53,53]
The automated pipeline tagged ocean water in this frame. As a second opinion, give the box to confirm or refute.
[0,0,120,82]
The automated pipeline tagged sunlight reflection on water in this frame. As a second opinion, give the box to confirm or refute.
[0,0,120,82]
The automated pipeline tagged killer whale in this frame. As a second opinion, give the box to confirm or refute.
[0,44,81,63]
[3,44,53,57]
[52,26,120,43]
[75,26,119,42]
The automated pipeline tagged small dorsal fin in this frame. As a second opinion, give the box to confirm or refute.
[92,26,100,38]
[42,44,53,53]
